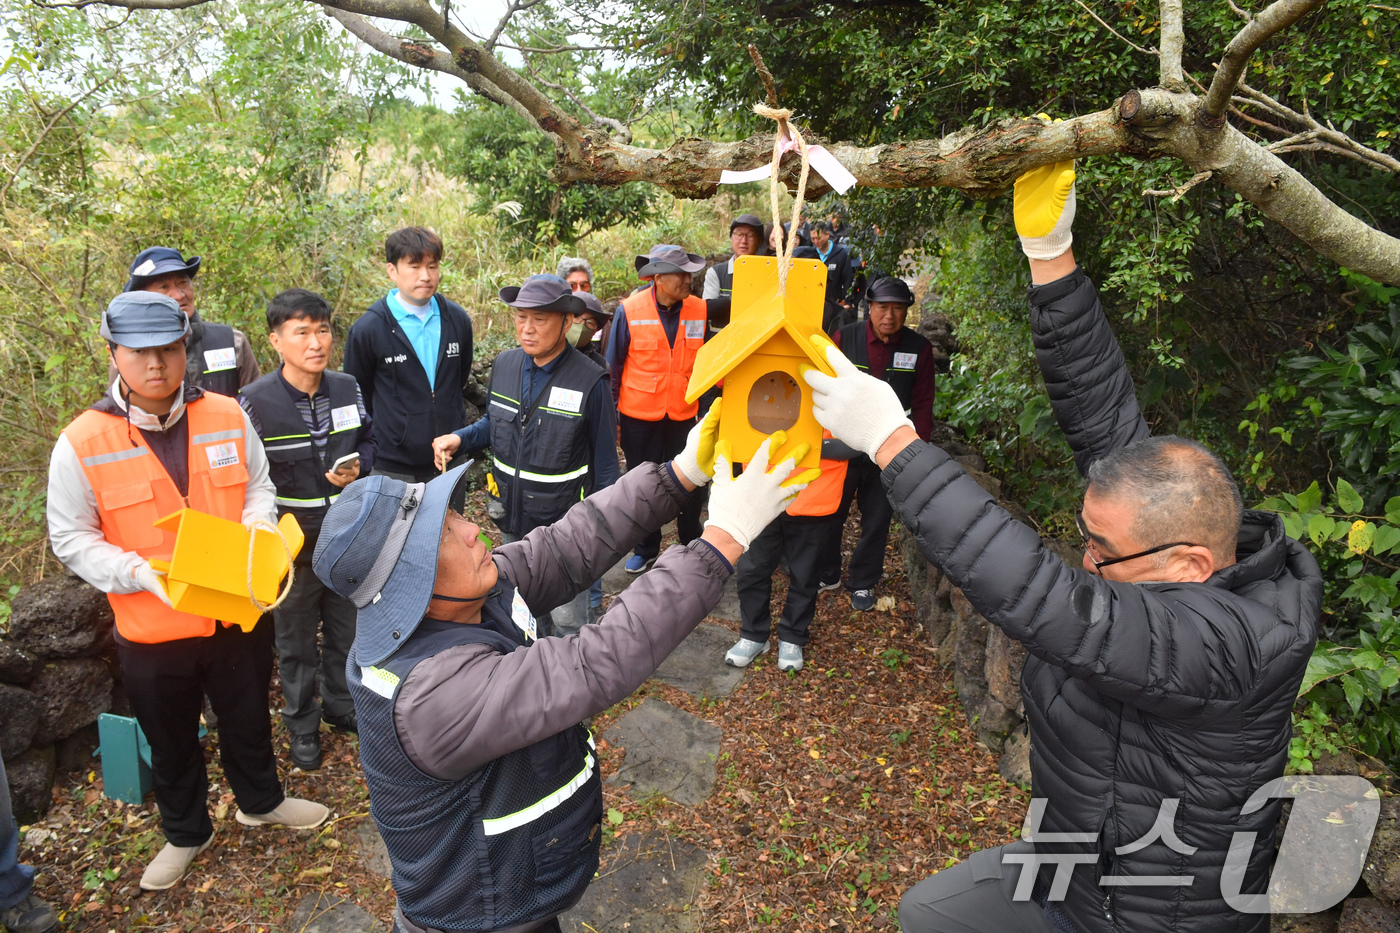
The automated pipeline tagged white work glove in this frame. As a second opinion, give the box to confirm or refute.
[672,399,723,487]
[1014,158,1076,261]
[131,561,174,608]
[801,339,915,461]
[704,435,817,551]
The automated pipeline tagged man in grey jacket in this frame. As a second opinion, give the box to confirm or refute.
[313,403,816,933]
[802,158,1322,933]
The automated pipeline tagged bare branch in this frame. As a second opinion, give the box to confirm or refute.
[748,45,782,108]
[32,0,211,8]
[1159,0,1186,89]
[484,0,543,51]
[1236,81,1400,172]
[1203,0,1325,118]
[1227,0,1255,21]
[321,7,546,133]
[1070,0,1159,56]
[524,62,631,143]
[1145,170,1213,201]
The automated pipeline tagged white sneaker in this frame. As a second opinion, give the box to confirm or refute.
[235,796,330,830]
[777,641,804,672]
[140,837,213,891]
[725,638,769,668]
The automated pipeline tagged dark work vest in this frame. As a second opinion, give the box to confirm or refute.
[239,370,361,546]
[485,346,605,537]
[188,314,240,397]
[838,322,928,413]
[713,258,735,298]
[347,583,602,932]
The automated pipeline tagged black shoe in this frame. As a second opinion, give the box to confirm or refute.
[851,588,876,612]
[322,710,358,734]
[289,732,322,771]
[2,894,58,933]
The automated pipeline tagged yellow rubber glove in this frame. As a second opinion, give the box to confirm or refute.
[486,472,500,498]
[1014,157,1076,260]
[674,399,724,486]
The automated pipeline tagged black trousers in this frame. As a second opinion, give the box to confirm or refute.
[272,560,357,735]
[819,455,894,591]
[898,844,1058,933]
[618,413,703,560]
[737,513,827,647]
[117,617,284,846]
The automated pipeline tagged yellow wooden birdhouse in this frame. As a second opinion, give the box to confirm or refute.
[147,510,304,631]
[685,255,836,470]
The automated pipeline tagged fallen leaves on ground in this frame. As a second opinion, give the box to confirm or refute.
[21,507,1027,931]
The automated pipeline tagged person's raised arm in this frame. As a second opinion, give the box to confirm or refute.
[1015,160,1149,476]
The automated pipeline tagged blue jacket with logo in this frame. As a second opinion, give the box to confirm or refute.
[344,296,473,476]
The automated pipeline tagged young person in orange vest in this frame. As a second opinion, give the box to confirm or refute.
[604,244,710,573]
[725,433,853,672]
[46,292,329,893]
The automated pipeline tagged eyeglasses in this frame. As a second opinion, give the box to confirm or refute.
[1075,511,1196,574]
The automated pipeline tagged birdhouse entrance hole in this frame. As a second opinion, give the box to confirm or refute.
[747,371,802,435]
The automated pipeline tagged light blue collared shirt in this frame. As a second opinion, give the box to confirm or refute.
[386,290,441,389]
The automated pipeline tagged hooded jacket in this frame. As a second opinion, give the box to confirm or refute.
[344,295,473,475]
[883,269,1321,933]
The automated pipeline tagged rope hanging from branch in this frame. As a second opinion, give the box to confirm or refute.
[754,103,812,297]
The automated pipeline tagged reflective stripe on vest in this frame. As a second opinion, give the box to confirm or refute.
[64,394,250,643]
[616,290,707,421]
[483,731,599,836]
[491,457,589,485]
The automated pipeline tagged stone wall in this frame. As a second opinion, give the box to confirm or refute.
[1,574,121,822]
[896,432,1081,785]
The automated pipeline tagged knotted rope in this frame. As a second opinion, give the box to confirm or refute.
[754,103,812,297]
[246,519,295,613]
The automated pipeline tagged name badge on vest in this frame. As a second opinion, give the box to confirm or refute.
[547,386,583,414]
[332,404,361,431]
[893,351,918,370]
[203,347,237,372]
[511,590,537,641]
[828,262,838,271]
[684,319,705,340]
[206,442,240,469]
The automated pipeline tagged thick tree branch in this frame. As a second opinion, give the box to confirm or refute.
[1203,0,1325,118]
[1159,0,1186,89]
[321,7,546,133]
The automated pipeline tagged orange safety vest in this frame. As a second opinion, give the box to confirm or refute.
[786,430,848,517]
[65,393,250,644]
[616,290,708,421]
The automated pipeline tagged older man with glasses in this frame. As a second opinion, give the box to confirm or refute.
[802,156,1320,933]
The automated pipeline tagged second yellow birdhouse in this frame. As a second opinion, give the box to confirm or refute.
[147,510,304,631]
[685,255,836,470]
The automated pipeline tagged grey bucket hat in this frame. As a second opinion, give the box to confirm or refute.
[312,462,475,666]
[634,244,706,278]
[99,292,191,349]
[499,274,585,314]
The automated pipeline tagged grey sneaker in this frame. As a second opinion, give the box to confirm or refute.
[724,638,769,668]
[851,589,876,611]
[235,796,330,830]
[818,580,841,593]
[777,641,804,672]
[140,837,213,891]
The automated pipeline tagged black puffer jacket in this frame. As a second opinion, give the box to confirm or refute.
[883,269,1321,933]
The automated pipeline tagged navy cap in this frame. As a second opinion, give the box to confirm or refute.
[99,292,190,349]
[576,291,610,318]
[634,244,705,278]
[313,463,474,666]
[499,274,584,314]
[867,276,915,305]
[729,214,765,236]
[124,247,201,292]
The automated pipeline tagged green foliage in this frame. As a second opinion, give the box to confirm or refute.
[436,96,660,248]
[1258,479,1400,766]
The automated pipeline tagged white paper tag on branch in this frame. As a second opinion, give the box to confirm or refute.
[718,145,857,194]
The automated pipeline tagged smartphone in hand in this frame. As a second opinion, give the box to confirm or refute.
[331,453,361,475]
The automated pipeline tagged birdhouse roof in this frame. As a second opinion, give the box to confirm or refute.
[685,256,835,403]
